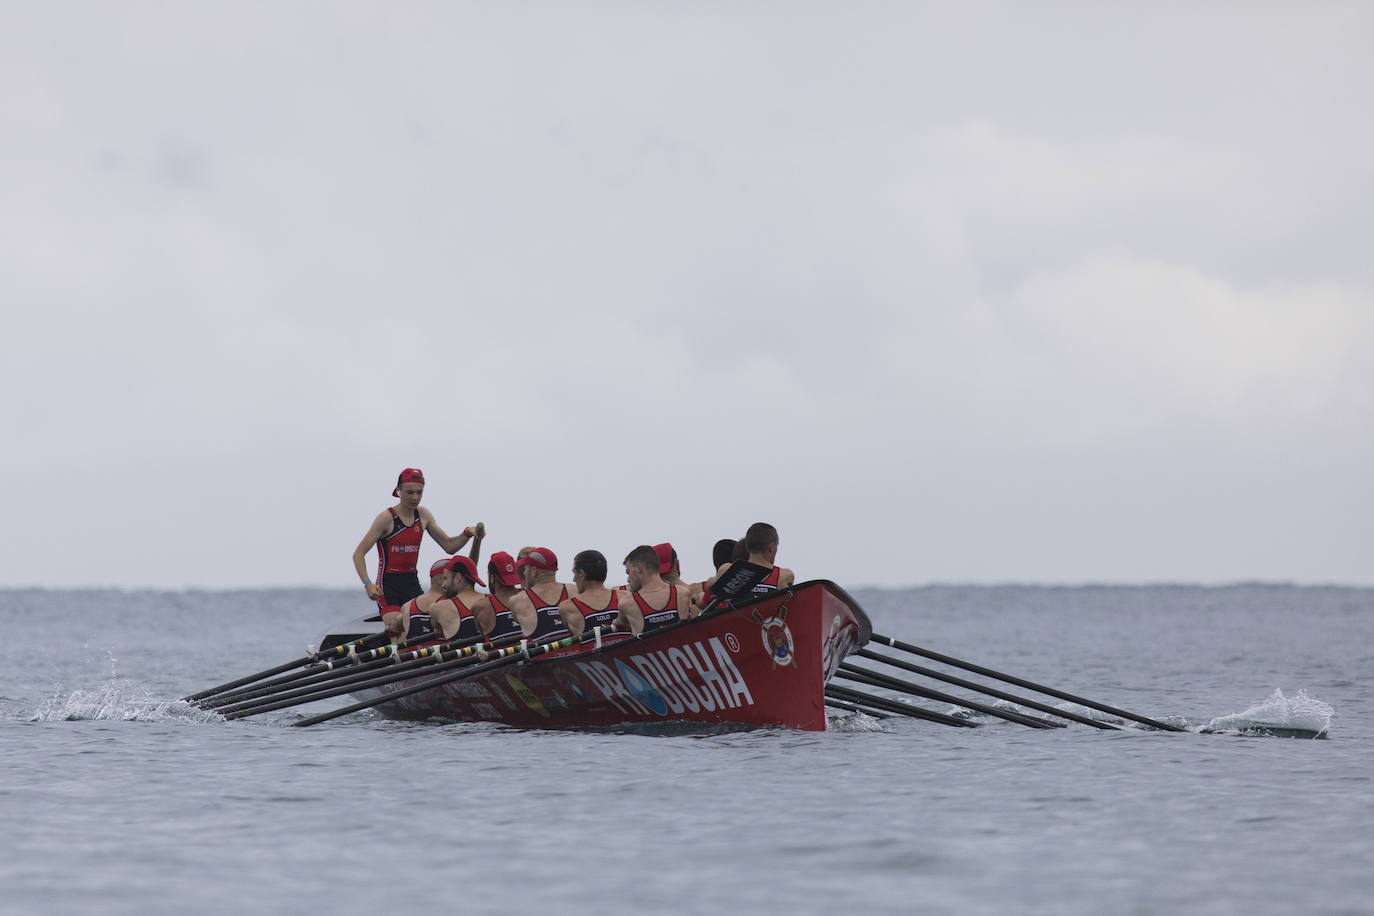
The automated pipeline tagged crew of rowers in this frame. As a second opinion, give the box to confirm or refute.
[351,468,795,646]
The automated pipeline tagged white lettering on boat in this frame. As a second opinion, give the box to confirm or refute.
[574,637,754,717]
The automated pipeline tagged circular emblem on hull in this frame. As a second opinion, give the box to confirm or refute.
[760,617,795,667]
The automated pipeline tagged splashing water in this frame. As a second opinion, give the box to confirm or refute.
[28,654,219,724]
[29,679,218,723]
[1201,688,1333,739]
[827,710,888,732]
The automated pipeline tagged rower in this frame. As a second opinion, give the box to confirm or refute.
[615,544,692,635]
[427,555,487,642]
[557,549,621,637]
[695,524,793,611]
[653,542,688,589]
[393,558,450,642]
[738,522,794,594]
[509,547,572,639]
[478,550,525,640]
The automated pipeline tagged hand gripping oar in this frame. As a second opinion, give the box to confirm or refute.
[183,633,392,704]
[290,630,598,727]
[854,649,1124,731]
[202,630,499,709]
[824,684,975,727]
[219,632,526,720]
[869,632,1186,733]
[837,664,1062,729]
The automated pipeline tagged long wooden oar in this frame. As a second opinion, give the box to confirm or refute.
[219,633,524,720]
[203,631,494,709]
[855,649,1124,731]
[824,684,975,727]
[183,633,391,703]
[837,664,1062,729]
[869,632,1186,732]
[291,630,596,727]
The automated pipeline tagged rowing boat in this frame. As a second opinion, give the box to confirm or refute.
[327,580,871,731]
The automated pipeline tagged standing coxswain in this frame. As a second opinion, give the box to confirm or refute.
[351,467,483,638]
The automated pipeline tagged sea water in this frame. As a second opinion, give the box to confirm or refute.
[1,585,1371,916]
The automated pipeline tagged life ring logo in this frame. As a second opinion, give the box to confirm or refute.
[759,617,795,668]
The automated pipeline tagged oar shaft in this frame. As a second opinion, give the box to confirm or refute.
[869,632,1185,732]
[221,632,529,719]
[855,649,1121,731]
[291,631,592,727]
[837,664,1061,729]
[824,685,975,727]
[205,630,488,708]
[183,633,389,703]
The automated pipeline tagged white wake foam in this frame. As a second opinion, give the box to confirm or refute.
[29,679,218,723]
[1202,688,1333,738]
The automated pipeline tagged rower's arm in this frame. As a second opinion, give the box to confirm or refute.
[469,595,496,638]
[429,599,460,640]
[558,600,585,637]
[613,590,644,636]
[509,594,539,637]
[677,588,696,621]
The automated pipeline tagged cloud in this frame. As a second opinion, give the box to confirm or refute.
[2,4,1371,587]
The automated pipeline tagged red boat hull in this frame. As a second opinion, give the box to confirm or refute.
[349,580,871,731]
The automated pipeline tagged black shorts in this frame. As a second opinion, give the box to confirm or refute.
[380,572,423,610]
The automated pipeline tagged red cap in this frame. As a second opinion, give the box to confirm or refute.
[516,548,558,571]
[653,543,676,575]
[487,551,521,587]
[428,558,450,578]
[446,555,486,587]
[393,468,425,497]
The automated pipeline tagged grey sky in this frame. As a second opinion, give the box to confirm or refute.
[3,3,1370,589]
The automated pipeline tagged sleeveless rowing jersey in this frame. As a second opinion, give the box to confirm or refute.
[571,590,619,633]
[751,566,782,594]
[485,592,523,641]
[447,595,482,643]
[376,508,425,609]
[634,586,680,633]
[401,594,435,641]
[527,585,570,641]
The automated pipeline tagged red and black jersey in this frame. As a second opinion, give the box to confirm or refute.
[447,595,482,643]
[527,585,570,641]
[485,592,522,640]
[571,590,619,632]
[634,586,680,633]
[752,566,782,594]
[400,595,434,641]
[376,508,424,578]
